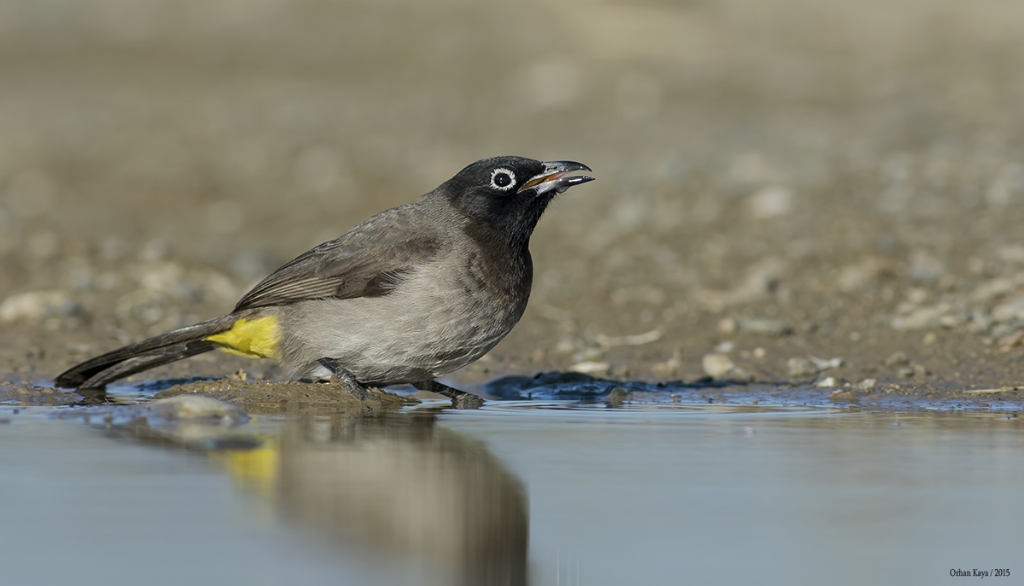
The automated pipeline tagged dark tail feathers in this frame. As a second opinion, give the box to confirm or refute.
[54,316,238,389]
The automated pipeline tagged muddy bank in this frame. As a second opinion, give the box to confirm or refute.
[153,379,414,414]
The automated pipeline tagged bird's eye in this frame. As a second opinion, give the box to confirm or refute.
[490,168,516,191]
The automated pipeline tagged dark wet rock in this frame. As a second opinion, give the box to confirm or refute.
[485,371,621,400]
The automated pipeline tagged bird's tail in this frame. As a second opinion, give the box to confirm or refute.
[54,315,239,389]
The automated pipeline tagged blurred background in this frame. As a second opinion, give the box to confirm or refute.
[3,0,1024,389]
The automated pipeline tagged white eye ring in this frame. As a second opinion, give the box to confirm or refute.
[490,168,516,191]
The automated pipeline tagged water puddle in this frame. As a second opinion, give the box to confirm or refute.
[1,390,1022,585]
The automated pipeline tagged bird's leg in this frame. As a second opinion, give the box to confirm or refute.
[318,358,372,401]
[413,379,485,409]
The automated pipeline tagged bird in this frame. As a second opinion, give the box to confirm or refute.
[54,156,594,407]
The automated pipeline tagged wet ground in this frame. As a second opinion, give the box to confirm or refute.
[2,1,1024,583]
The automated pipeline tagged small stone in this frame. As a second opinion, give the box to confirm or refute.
[651,358,680,376]
[857,378,878,391]
[897,367,915,378]
[748,186,793,218]
[701,353,753,382]
[991,323,1017,339]
[912,363,929,377]
[553,338,575,355]
[726,367,754,383]
[714,341,734,353]
[0,290,79,322]
[717,317,738,335]
[891,304,951,330]
[702,354,735,378]
[738,318,792,337]
[810,356,844,371]
[753,347,766,359]
[997,330,1024,351]
[569,361,610,376]
[787,357,818,377]
[817,376,838,388]
[922,332,937,345]
[884,351,910,367]
[992,295,1024,322]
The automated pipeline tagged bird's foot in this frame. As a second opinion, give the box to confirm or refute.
[413,379,485,409]
[318,358,374,401]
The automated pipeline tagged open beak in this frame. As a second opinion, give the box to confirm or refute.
[518,160,594,195]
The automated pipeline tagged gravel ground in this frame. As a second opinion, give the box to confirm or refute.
[2,0,1024,407]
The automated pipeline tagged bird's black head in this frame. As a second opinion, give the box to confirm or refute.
[435,156,594,242]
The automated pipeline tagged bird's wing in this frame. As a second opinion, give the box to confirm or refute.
[233,205,440,311]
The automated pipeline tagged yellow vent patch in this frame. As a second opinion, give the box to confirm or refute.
[205,316,280,359]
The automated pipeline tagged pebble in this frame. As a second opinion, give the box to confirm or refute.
[748,186,793,218]
[717,317,738,335]
[737,318,792,337]
[0,290,79,322]
[884,351,909,367]
[809,356,844,370]
[890,305,952,330]
[701,353,753,382]
[702,354,735,378]
[787,357,818,377]
[998,330,1024,351]
[857,378,878,391]
[650,358,680,376]
[720,317,790,336]
[569,361,610,376]
[817,376,838,388]
[993,295,1024,322]
[897,367,915,378]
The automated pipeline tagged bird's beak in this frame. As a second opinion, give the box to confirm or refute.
[518,160,595,195]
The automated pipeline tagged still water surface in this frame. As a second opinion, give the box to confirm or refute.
[1,400,1021,585]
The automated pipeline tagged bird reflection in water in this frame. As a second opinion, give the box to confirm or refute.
[227,411,529,586]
